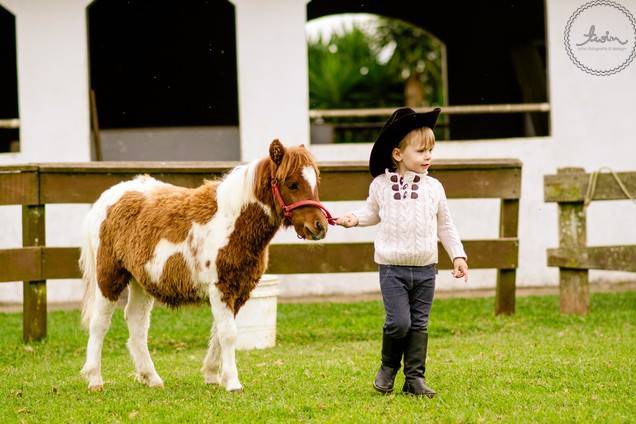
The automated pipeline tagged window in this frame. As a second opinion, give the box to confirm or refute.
[307,1,549,142]
[0,5,19,153]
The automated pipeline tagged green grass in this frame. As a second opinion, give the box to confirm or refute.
[1,292,635,423]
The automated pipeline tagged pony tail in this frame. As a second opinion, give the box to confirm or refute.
[79,214,97,329]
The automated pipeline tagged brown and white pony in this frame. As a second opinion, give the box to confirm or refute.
[79,140,328,392]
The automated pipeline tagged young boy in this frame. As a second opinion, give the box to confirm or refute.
[336,107,469,397]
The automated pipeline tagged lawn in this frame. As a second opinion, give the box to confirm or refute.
[1,292,635,423]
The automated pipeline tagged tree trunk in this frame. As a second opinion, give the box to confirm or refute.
[404,72,424,107]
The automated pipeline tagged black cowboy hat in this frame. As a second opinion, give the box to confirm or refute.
[369,107,442,177]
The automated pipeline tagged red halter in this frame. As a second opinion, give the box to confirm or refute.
[271,181,337,226]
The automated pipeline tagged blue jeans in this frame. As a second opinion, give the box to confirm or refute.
[379,264,437,339]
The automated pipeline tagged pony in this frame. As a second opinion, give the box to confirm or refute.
[79,139,329,392]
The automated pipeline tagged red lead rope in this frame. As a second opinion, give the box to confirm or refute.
[271,182,337,226]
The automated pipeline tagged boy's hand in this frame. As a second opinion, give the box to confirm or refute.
[335,213,358,228]
[452,258,469,282]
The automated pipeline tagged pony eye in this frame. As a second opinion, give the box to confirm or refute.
[288,182,299,190]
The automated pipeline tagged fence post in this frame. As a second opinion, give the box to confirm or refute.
[496,198,519,315]
[22,199,47,342]
[557,168,589,315]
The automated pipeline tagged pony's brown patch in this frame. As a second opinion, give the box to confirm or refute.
[96,181,218,305]
[146,253,202,306]
[215,203,279,314]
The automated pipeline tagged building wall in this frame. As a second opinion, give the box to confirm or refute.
[1,0,635,303]
[0,0,92,303]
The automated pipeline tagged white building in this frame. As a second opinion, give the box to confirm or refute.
[0,0,635,303]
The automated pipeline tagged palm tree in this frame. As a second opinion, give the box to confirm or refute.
[372,17,446,107]
[308,25,402,110]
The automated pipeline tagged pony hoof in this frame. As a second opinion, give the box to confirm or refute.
[136,372,164,388]
[88,384,104,392]
[148,379,164,388]
[81,367,104,391]
[225,381,243,392]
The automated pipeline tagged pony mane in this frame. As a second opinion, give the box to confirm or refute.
[274,146,320,182]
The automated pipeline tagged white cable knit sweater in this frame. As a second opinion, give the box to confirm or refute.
[352,169,467,266]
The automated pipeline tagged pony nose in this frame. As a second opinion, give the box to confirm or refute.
[304,220,326,240]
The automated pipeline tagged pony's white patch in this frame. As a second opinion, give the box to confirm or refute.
[207,283,242,390]
[125,280,163,387]
[302,165,317,192]
[144,223,204,284]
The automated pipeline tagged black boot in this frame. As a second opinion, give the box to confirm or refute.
[373,332,405,393]
[402,330,436,398]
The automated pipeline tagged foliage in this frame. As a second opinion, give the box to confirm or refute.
[307,25,402,110]
[307,17,445,143]
[372,17,445,107]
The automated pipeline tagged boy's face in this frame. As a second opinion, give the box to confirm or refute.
[392,143,433,173]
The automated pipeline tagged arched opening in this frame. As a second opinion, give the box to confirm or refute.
[87,0,240,160]
[307,0,549,141]
[307,13,448,143]
[0,5,19,153]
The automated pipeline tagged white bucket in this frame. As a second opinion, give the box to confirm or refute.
[235,274,278,350]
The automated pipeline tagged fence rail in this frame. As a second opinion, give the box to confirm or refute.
[1,159,522,341]
[309,103,550,119]
[544,167,636,315]
[0,105,552,129]
[0,119,20,129]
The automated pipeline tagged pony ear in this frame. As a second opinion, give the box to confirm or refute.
[269,139,285,166]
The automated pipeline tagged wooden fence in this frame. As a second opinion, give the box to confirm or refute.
[1,159,522,342]
[544,167,636,315]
